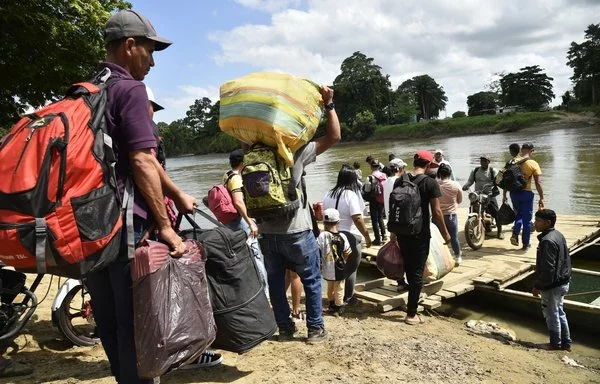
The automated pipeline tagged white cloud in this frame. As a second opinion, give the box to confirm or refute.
[211,0,600,114]
[156,85,220,123]
[235,0,303,13]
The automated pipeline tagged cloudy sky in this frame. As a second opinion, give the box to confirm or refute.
[139,0,600,123]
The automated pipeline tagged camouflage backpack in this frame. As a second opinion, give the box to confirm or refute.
[241,144,300,221]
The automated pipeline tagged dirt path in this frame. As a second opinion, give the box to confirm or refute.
[3,275,600,384]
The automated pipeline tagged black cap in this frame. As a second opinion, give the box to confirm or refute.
[229,149,245,162]
[104,10,172,51]
[522,142,534,150]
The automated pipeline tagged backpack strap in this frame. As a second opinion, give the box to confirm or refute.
[335,191,343,209]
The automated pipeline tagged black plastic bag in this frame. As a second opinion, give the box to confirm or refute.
[497,202,516,225]
[132,240,216,379]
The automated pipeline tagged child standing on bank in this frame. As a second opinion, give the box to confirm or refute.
[318,208,352,316]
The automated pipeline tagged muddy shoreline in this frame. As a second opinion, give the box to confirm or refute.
[3,274,600,384]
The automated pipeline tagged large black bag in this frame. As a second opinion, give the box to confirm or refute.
[180,210,276,353]
[497,202,516,225]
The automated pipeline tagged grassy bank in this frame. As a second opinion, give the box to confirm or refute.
[373,111,565,141]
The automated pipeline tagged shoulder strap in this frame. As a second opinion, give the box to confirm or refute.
[413,174,428,185]
[516,158,530,165]
[224,170,235,186]
[335,190,343,209]
[474,167,480,176]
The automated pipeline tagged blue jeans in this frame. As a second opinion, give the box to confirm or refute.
[86,217,154,384]
[541,284,571,348]
[259,230,324,330]
[442,214,460,256]
[510,190,534,246]
[225,216,269,297]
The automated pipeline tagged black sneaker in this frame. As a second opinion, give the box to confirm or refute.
[328,305,344,317]
[278,322,297,341]
[307,327,328,344]
[372,239,382,246]
[181,350,223,369]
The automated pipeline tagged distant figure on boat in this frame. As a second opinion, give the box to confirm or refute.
[429,149,455,180]
[506,142,545,251]
[532,209,572,352]
[462,154,504,239]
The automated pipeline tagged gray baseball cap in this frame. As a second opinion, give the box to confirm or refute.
[104,10,172,51]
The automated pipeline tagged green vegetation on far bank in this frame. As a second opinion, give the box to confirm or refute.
[372,111,566,141]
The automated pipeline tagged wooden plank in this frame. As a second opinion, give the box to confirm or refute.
[444,283,474,295]
[354,290,390,302]
[371,287,399,298]
[377,285,404,294]
[354,278,386,292]
[472,276,494,284]
[428,294,444,301]
[422,299,442,309]
[377,292,408,312]
[436,290,456,299]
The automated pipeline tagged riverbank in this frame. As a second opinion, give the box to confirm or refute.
[372,111,599,141]
[4,273,600,384]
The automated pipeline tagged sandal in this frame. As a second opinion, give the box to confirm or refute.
[292,310,305,320]
[404,315,425,325]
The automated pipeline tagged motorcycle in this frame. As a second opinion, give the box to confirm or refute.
[0,266,99,347]
[464,183,496,250]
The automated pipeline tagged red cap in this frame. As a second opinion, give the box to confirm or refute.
[415,150,434,163]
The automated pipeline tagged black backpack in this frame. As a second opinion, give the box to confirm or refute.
[323,230,347,280]
[387,174,428,236]
[179,211,276,353]
[498,158,529,192]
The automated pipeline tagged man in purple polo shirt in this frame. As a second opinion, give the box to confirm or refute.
[85,10,196,384]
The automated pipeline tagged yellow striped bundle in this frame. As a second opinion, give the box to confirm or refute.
[219,72,324,165]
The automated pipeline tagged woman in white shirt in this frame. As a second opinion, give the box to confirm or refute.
[323,164,372,303]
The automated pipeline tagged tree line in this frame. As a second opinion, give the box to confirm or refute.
[1,3,599,154]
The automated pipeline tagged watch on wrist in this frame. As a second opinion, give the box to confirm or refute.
[325,102,335,110]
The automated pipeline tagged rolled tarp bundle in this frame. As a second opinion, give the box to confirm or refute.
[219,72,324,165]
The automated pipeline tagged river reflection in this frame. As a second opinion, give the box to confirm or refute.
[167,124,600,224]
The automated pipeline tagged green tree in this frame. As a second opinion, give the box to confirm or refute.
[352,110,377,141]
[333,51,392,125]
[567,24,600,105]
[390,92,418,123]
[183,97,214,135]
[0,0,131,127]
[397,75,448,120]
[467,91,499,116]
[561,91,572,110]
[499,65,554,111]
[452,111,466,118]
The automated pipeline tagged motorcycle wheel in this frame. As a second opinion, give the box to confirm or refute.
[465,216,485,250]
[56,283,100,347]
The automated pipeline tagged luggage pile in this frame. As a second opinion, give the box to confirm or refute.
[219,72,324,166]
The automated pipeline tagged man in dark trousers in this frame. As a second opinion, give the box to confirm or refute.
[532,209,572,351]
[394,150,451,325]
[86,10,197,383]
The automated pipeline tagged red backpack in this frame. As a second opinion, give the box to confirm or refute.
[0,74,122,278]
[207,172,239,224]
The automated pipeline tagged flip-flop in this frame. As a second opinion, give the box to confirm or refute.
[292,310,305,320]
[404,315,425,325]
